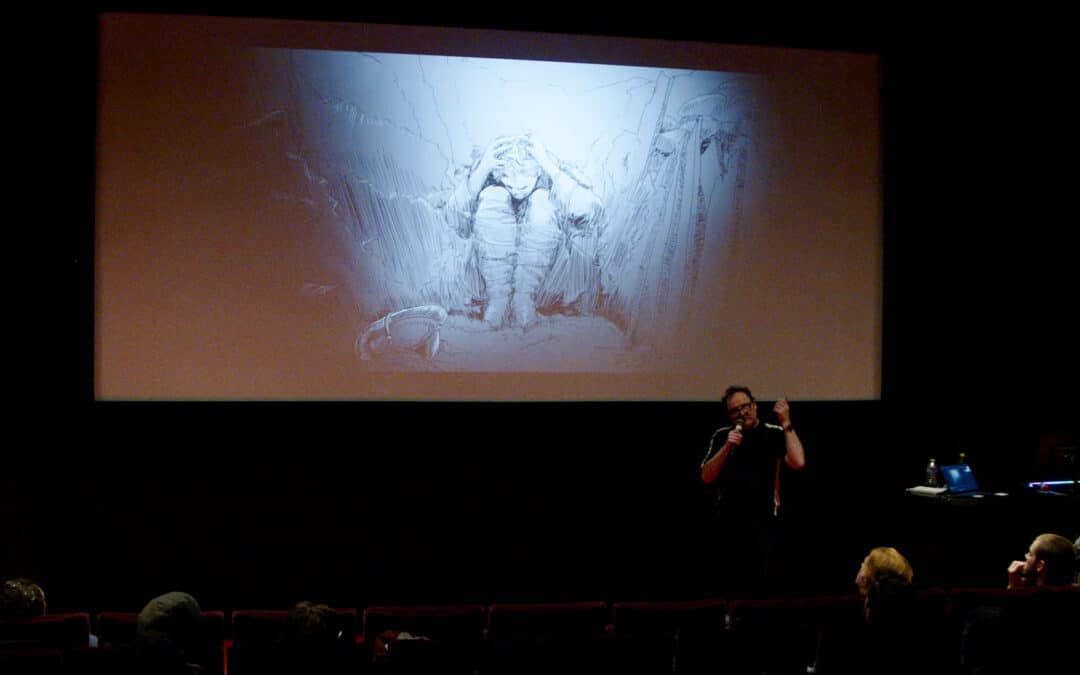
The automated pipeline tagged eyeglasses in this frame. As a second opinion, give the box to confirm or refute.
[727,402,754,416]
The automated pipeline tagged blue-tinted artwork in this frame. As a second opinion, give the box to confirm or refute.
[244,50,762,372]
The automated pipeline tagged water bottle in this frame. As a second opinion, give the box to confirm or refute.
[926,458,939,487]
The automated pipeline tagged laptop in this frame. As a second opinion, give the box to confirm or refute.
[941,464,990,497]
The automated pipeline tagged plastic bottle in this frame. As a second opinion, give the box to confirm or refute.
[926,458,939,487]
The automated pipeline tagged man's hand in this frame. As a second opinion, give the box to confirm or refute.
[521,135,552,173]
[726,427,743,448]
[1007,560,1027,589]
[468,138,512,196]
[774,398,791,427]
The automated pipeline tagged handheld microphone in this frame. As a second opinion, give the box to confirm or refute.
[734,422,743,434]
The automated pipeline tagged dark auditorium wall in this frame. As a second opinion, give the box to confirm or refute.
[8,7,1073,614]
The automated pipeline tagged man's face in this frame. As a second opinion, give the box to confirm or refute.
[1022,539,1040,577]
[726,392,757,428]
[498,159,540,201]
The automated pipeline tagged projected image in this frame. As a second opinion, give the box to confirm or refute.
[245,50,763,372]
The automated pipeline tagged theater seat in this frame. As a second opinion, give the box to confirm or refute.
[0,647,66,675]
[610,598,728,675]
[232,608,357,645]
[0,612,91,649]
[362,605,487,675]
[362,604,487,644]
[949,586,1080,675]
[229,607,361,675]
[486,601,611,675]
[723,594,863,675]
[815,590,951,675]
[94,610,225,675]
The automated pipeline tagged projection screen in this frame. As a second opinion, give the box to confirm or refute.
[95,12,882,401]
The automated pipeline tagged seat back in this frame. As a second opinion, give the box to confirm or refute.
[610,598,728,638]
[486,602,611,675]
[232,607,358,645]
[727,594,863,674]
[95,610,225,674]
[486,601,610,639]
[362,604,487,644]
[0,613,91,649]
[610,599,728,675]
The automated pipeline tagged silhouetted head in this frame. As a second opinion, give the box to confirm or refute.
[1025,533,1076,586]
[854,547,915,624]
[0,578,47,619]
[136,591,201,652]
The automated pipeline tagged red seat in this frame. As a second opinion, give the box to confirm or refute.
[95,610,225,674]
[486,601,610,638]
[815,590,952,675]
[487,602,611,675]
[361,605,487,675]
[610,598,728,637]
[231,607,358,645]
[610,598,728,675]
[0,612,91,649]
[229,608,362,675]
[0,647,66,675]
[725,595,863,675]
[362,604,487,644]
[948,585,1080,674]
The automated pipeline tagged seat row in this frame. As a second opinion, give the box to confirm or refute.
[2,586,1078,675]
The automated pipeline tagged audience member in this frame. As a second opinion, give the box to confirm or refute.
[854,546,914,622]
[1074,535,1079,584]
[1,577,99,647]
[817,546,950,675]
[1006,533,1076,589]
[0,578,47,619]
[276,600,347,675]
[132,591,204,675]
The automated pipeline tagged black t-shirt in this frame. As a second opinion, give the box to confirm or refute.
[702,422,786,519]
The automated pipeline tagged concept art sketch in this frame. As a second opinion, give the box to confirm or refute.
[445,134,602,329]
[241,50,763,371]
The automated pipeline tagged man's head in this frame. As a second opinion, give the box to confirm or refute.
[279,601,339,649]
[136,591,201,652]
[1021,533,1075,587]
[494,138,541,201]
[278,601,342,674]
[0,578,47,620]
[722,385,758,429]
[1075,535,1080,583]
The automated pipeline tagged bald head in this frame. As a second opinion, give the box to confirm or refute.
[1031,534,1075,587]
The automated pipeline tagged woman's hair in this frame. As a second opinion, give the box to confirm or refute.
[856,546,914,593]
[855,547,915,625]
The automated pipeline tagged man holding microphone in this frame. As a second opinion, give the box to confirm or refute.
[701,385,806,595]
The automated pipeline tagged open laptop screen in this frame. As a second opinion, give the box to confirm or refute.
[942,464,979,493]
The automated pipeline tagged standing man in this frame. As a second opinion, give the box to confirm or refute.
[701,385,806,595]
